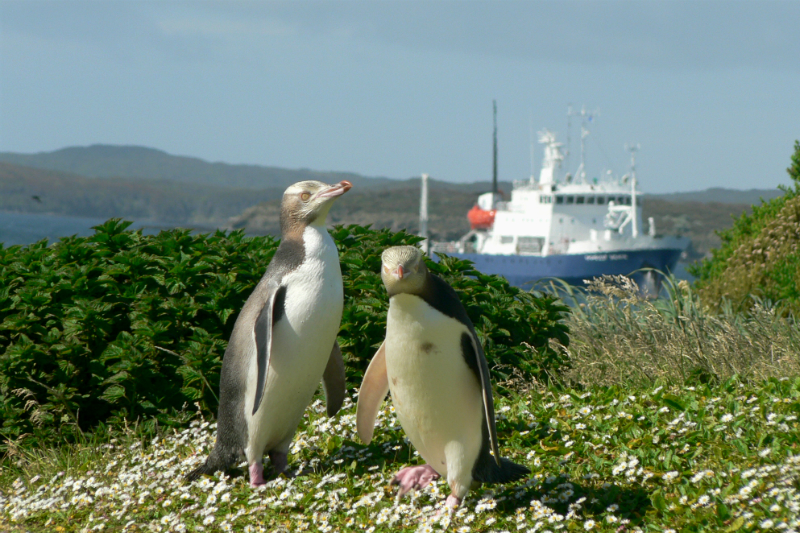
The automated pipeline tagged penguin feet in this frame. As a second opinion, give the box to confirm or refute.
[445,494,462,510]
[248,462,267,487]
[391,464,441,498]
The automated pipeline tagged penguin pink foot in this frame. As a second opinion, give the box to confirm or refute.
[445,494,462,510]
[391,464,440,497]
[249,462,267,487]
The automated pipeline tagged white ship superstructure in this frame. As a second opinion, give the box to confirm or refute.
[431,108,689,288]
[463,130,657,257]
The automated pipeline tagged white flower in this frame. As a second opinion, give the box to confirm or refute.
[203,515,215,526]
[584,519,596,529]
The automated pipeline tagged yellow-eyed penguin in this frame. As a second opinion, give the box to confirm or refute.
[186,180,352,486]
[356,246,529,509]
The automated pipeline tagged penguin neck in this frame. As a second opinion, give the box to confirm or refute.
[299,223,335,257]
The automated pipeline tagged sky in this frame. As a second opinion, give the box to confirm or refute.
[1,0,799,194]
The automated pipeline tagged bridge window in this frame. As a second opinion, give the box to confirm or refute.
[597,196,605,205]
[587,196,595,204]
[555,195,564,204]
[565,196,575,204]
[576,196,585,204]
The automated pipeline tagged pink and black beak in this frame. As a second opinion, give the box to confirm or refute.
[395,265,405,280]
[318,180,353,199]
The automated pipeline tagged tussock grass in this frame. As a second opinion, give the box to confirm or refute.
[543,275,800,388]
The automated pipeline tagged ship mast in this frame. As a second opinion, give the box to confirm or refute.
[492,100,498,196]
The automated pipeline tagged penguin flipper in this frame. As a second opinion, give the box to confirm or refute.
[462,332,502,467]
[322,340,346,417]
[252,281,284,416]
[356,341,389,444]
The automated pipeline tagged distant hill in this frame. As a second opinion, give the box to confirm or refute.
[645,187,785,205]
[0,162,284,226]
[230,181,480,241]
[230,182,769,259]
[1,144,789,261]
[0,145,402,191]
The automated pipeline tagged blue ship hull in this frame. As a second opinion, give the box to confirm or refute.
[447,247,685,288]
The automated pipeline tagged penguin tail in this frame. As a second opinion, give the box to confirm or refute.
[185,448,233,483]
[494,457,530,484]
[473,455,530,485]
[185,461,214,483]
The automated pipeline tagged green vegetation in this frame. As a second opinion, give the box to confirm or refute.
[0,221,567,451]
[3,148,800,531]
[689,141,800,312]
[2,377,798,532]
[540,275,800,388]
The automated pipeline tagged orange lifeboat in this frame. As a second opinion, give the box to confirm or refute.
[467,205,496,230]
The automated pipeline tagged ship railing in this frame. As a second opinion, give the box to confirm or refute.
[430,241,461,255]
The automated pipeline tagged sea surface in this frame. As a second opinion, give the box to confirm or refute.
[0,211,181,247]
[0,210,694,281]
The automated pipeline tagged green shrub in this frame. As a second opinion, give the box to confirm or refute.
[0,221,568,449]
[688,141,800,312]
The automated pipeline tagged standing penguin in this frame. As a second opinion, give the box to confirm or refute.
[357,245,528,509]
[187,180,352,486]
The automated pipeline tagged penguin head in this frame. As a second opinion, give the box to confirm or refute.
[281,180,352,233]
[381,245,428,296]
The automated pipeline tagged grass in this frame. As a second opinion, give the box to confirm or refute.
[538,275,800,388]
[2,376,799,533]
[2,275,799,532]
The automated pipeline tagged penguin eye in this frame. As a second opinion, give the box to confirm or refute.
[300,192,311,202]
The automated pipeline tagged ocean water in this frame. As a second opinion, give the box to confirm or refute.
[0,210,694,282]
[0,211,179,247]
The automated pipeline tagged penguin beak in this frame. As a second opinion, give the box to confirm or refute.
[396,265,404,280]
[317,180,353,199]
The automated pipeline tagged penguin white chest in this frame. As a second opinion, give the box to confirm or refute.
[383,294,484,477]
[245,226,343,454]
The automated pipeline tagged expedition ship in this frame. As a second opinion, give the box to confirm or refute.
[428,106,689,289]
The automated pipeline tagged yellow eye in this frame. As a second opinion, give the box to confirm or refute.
[301,192,311,201]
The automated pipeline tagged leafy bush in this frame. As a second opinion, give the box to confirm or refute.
[0,221,568,449]
[688,141,800,312]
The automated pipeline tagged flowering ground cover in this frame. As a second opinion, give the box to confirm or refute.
[2,377,798,533]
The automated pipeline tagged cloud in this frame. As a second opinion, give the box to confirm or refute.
[195,0,800,72]
[4,1,797,72]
